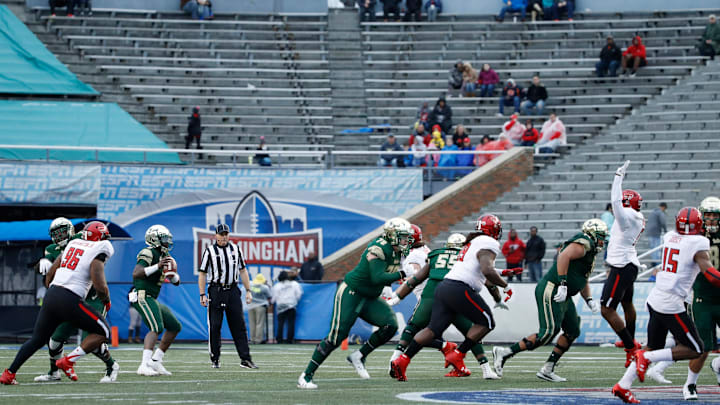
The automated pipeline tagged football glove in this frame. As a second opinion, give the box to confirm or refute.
[502,286,513,302]
[387,292,401,306]
[381,286,394,300]
[500,267,523,277]
[639,264,648,272]
[38,258,52,276]
[615,160,630,177]
[585,298,600,313]
[494,301,509,310]
[553,281,568,302]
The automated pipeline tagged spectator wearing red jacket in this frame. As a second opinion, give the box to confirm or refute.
[621,36,647,78]
[502,229,526,282]
[521,119,539,146]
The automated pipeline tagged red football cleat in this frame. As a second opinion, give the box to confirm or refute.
[614,340,624,348]
[440,341,457,357]
[612,383,640,403]
[635,350,650,383]
[55,357,78,381]
[444,367,471,377]
[444,349,468,373]
[0,369,17,385]
[390,354,410,382]
[625,341,641,368]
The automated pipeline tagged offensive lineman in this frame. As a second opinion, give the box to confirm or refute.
[390,215,512,381]
[494,219,608,382]
[612,207,718,403]
[1,222,114,385]
[34,218,118,383]
[601,160,646,368]
[389,231,519,379]
[298,218,413,389]
[131,225,182,376]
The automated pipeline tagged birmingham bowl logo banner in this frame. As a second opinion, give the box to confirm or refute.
[192,191,323,275]
[105,188,398,283]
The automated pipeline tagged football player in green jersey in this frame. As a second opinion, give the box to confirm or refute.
[131,225,182,377]
[387,233,511,379]
[34,217,118,383]
[298,218,413,389]
[493,219,608,382]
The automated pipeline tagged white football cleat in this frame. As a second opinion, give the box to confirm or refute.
[492,346,510,377]
[148,360,171,376]
[683,383,698,400]
[297,372,317,389]
[34,370,62,382]
[136,362,159,376]
[482,362,500,380]
[711,356,720,385]
[347,351,370,379]
[100,362,119,383]
[536,364,567,382]
[646,364,672,384]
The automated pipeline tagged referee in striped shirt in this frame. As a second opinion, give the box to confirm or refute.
[198,224,257,369]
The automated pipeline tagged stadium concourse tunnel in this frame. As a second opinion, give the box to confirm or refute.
[0,217,131,341]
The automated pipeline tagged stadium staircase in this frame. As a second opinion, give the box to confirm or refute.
[433,57,720,274]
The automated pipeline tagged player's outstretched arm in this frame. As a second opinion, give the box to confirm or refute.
[45,255,62,287]
[478,249,507,289]
[395,263,430,299]
[367,253,405,286]
[695,250,720,288]
[611,160,632,230]
[90,256,110,304]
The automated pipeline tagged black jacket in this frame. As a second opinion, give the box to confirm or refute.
[525,84,548,103]
[299,258,324,281]
[599,43,622,62]
[187,112,201,136]
[525,235,546,263]
[429,98,452,127]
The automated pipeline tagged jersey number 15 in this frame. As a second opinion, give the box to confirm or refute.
[61,247,84,270]
[661,247,679,274]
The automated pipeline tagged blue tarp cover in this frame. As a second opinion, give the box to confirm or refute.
[0,218,131,242]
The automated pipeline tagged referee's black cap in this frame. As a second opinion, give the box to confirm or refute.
[216,224,230,234]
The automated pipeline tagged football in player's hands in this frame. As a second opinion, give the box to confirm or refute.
[161,256,177,274]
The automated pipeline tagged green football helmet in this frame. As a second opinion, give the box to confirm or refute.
[383,217,413,255]
[49,217,75,247]
[445,233,466,249]
[582,218,609,253]
[699,196,720,233]
[145,224,173,254]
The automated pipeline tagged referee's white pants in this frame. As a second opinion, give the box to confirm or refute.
[248,306,266,343]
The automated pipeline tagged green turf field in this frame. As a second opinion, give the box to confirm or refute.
[0,343,718,404]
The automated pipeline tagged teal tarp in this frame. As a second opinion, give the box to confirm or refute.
[0,5,97,95]
[0,100,181,163]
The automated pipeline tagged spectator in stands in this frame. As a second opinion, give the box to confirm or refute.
[423,0,442,22]
[474,134,512,166]
[438,141,459,179]
[299,251,324,281]
[502,229,526,282]
[536,113,566,153]
[497,78,521,117]
[596,36,622,78]
[541,0,555,20]
[621,36,647,78]
[456,137,475,175]
[502,114,526,146]
[478,64,500,98]
[255,136,272,166]
[185,106,202,151]
[75,0,91,16]
[357,0,377,22]
[521,119,539,146]
[452,124,469,147]
[409,124,430,147]
[495,0,527,23]
[552,0,574,21]
[448,60,464,97]
[521,75,548,115]
[404,0,422,21]
[461,62,479,98]
[525,226,546,282]
[49,0,74,17]
[698,14,720,60]
[480,134,491,145]
[381,0,401,21]
[416,101,431,130]
[181,0,212,20]
[410,135,428,166]
[427,128,444,166]
[646,202,668,267]
[527,0,544,21]
[272,271,303,344]
[429,96,453,134]
[379,134,404,167]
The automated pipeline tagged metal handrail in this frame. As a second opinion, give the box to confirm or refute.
[588,244,663,282]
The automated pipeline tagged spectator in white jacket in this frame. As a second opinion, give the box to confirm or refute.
[501,113,526,146]
[272,270,303,344]
[536,113,566,153]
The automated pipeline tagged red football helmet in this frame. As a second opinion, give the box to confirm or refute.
[475,214,502,240]
[676,207,704,235]
[83,221,110,241]
[622,189,642,211]
[410,224,423,245]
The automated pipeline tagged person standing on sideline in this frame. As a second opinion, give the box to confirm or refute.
[198,224,258,369]
[185,106,202,150]
[247,274,272,344]
[525,226,546,282]
[299,251,324,281]
[646,202,668,267]
[273,271,304,343]
[502,229,526,282]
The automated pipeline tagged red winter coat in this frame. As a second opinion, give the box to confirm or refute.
[623,36,646,60]
[502,237,526,264]
[521,128,539,144]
